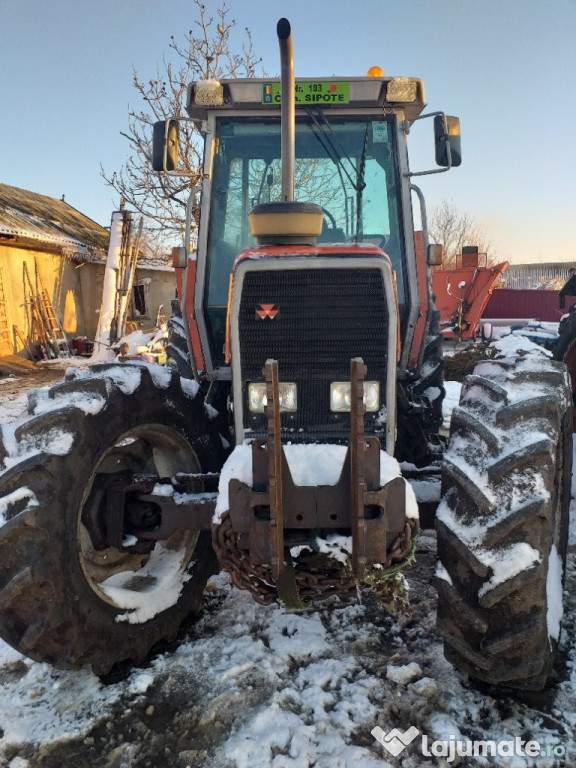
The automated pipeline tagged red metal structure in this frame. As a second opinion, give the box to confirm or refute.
[432,253,508,339]
[484,289,576,323]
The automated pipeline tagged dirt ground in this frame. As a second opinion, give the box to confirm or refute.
[0,364,67,392]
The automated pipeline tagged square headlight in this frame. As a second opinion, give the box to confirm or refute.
[248,382,297,413]
[330,381,380,412]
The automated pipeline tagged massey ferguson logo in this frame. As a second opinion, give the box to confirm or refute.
[255,303,279,320]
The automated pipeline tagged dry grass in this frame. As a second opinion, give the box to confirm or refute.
[443,342,496,382]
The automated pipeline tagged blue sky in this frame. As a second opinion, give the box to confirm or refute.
[1,0,575,264]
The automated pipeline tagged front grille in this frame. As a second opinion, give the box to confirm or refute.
[238,268,389,439]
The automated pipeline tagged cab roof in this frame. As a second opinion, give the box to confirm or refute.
[185,76,426,124]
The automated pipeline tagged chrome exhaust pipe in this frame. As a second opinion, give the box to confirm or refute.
[249,19,323,245]
[277,18,295,202]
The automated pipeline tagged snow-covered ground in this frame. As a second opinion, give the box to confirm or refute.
[0,335,574,768]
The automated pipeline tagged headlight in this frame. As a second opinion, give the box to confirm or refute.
[386,77,418,103]
[330,381,380,412]
[248,382,298,413]
[193,79,224,106]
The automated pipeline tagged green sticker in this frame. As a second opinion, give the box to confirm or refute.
[262,81,349,105]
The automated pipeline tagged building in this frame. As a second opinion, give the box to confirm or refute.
[0,183,175,358]
[499,262,573,291]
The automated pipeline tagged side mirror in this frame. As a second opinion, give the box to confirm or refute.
[434,115,461,168]
[152,119,180,172]
[427,243,443,266]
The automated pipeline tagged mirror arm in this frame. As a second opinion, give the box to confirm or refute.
[405,111,459,177]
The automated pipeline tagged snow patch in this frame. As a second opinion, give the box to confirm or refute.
[0,487,39,524]
[20,427,75,458]
[99,544,193,624]
[386,662,422,685]
[180,377,200,399]
[435,561,453,585]
[0,663,123,749]
[424,386,442,402]
[221,649,385,768]
[264,612,328,659]
[129,672,155,694]
[477,543,542,599]
[205,403,219,420]
[427,712,464,743]
[8,757,30,768]
[92,366,142,395]
[146,364,172,389]
[438,496,546,553]
[408,477,441,504]
[315,534,353,565]
[547,544,563,640]
[492,333,552,359]
[31,391,107,418]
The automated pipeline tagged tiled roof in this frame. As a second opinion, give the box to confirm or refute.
[0,183,109,259]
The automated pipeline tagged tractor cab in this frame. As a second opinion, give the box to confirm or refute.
[154,68,460,388]
[200,103,408,368]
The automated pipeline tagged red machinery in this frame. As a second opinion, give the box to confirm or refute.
[431,247,508,339]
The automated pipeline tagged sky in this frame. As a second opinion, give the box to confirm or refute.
[1,0,575,265]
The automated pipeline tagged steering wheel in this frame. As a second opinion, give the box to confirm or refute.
[356,233,388,249]
[321,207,338,230]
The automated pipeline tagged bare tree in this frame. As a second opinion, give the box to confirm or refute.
[428,199,497,269]
[101,1,261,254]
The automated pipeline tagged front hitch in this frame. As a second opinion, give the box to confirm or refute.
[227,358,413,582]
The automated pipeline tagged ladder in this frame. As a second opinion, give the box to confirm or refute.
[34,260,71,356]
[23,262,70,358]
[0,268,11,355]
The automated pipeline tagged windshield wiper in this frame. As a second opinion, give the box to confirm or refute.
[306,107,368,239]
[305,107,366,193]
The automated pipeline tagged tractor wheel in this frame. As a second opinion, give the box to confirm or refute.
[436,355,572,690]
[0,363,224,672]
[554,304,576,429]
[396,305,445,466]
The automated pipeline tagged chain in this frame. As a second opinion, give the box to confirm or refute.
[212,514,419,606]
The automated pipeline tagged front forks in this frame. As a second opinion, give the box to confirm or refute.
[228,358,411,580]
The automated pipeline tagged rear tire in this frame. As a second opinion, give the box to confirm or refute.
[0,363,224,671]
[435,355,572,690]
[166,298,195,379]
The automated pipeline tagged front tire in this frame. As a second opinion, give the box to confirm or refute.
[435,355,572,690]
[0,363,225,671]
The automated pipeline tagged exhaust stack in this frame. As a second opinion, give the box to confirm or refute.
[249,18,323,245]
[277,18,295,202]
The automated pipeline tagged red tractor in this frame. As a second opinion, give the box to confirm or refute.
[0,19,570,691]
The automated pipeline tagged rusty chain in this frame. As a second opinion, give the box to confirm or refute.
[212,513,419,606]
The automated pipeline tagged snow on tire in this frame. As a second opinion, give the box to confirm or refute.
[0,362,225,672]
[435,354,572,690]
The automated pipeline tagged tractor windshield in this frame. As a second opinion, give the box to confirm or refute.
[205,116,405,363]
